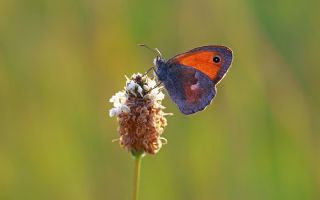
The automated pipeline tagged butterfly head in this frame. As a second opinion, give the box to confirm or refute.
[153,56,168,82]
[153,56,166,68]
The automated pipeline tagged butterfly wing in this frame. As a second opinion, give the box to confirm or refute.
[159,45,232,115]
[160,63,216,115]
[167,45,233,84]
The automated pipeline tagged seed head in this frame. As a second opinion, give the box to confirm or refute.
[109,73,170,155]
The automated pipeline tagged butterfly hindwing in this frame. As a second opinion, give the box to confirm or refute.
[161,63,216,115]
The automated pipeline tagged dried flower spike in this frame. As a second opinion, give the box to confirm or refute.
[109,73,170,155]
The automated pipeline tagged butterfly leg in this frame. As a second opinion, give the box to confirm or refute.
[146,81,163,94]
[142,66,156,77]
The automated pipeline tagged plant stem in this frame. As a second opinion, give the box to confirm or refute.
[132,153,143,200]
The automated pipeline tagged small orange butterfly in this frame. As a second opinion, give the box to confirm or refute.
[143,45,233,115]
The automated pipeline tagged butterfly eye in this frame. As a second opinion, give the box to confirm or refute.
[213,55,221,63]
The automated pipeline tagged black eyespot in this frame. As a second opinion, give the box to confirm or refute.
[213,56,221,63]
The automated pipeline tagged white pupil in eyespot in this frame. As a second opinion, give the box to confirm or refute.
[213,56,221,63]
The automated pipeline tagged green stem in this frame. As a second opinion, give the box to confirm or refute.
[132,153,143,200]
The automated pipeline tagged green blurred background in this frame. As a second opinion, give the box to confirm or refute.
[1,0,319,199]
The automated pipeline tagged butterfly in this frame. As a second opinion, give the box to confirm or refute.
[142,45,233,115]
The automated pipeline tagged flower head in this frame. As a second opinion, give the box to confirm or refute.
[109,73,170,155]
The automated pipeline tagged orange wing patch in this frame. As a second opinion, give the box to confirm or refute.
[175,51,222,80]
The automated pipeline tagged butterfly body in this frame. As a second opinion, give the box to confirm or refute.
[154,45,233,115]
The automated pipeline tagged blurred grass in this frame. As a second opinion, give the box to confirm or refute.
[0,0,319,199]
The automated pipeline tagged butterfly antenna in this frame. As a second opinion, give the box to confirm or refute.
[154,48,163,57]
[138,44,163,57]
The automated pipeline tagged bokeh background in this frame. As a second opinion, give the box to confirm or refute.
[1,0,319,199]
